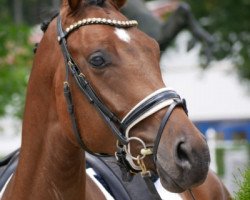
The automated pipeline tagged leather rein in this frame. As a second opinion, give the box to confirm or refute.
[57,15,191,200]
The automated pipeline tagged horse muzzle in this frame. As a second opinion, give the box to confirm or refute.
[156,133,210,192]
[119,87,210,192]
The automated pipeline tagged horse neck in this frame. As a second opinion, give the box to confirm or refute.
[5,26,87,200]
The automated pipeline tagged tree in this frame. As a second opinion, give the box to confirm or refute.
[185,0,250,81]
[13,0,23,24]
[122,0,214,66]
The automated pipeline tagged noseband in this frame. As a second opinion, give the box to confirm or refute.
[57,15,188,176]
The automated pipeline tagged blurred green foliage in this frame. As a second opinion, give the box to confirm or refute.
[0,14,33,118]
[234,167,250,200]
[185,0,250,81]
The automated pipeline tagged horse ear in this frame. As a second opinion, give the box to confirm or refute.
[66,0,82,10]
[113,0,126,9]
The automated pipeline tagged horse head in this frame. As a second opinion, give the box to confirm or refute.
[36,0,210,193]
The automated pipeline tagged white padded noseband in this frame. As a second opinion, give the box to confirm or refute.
[121,87,178,170]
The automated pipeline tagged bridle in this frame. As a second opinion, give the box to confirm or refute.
[57,15,192,199]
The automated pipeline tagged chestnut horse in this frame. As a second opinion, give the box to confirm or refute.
[1,0,230,199]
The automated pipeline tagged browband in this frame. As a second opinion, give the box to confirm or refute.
[58,17,138,41]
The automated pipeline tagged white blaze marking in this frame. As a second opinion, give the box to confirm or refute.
[114,28,131,43]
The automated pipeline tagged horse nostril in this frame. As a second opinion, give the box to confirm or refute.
[177,142,188,161]
[176,142,191,169]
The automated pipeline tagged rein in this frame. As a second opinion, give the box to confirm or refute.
[57,15,190,199]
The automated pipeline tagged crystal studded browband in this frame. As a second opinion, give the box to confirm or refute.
[64,18,138,36]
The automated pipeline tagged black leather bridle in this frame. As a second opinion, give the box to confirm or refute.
[57,15,189,199]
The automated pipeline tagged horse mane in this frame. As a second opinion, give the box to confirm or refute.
[40,12,59,33]
[33,12,59,53]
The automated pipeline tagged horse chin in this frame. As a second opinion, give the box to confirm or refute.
[155,157,209,193]
[156,161,186,193]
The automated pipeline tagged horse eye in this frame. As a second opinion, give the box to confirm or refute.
[89,53,106,68]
